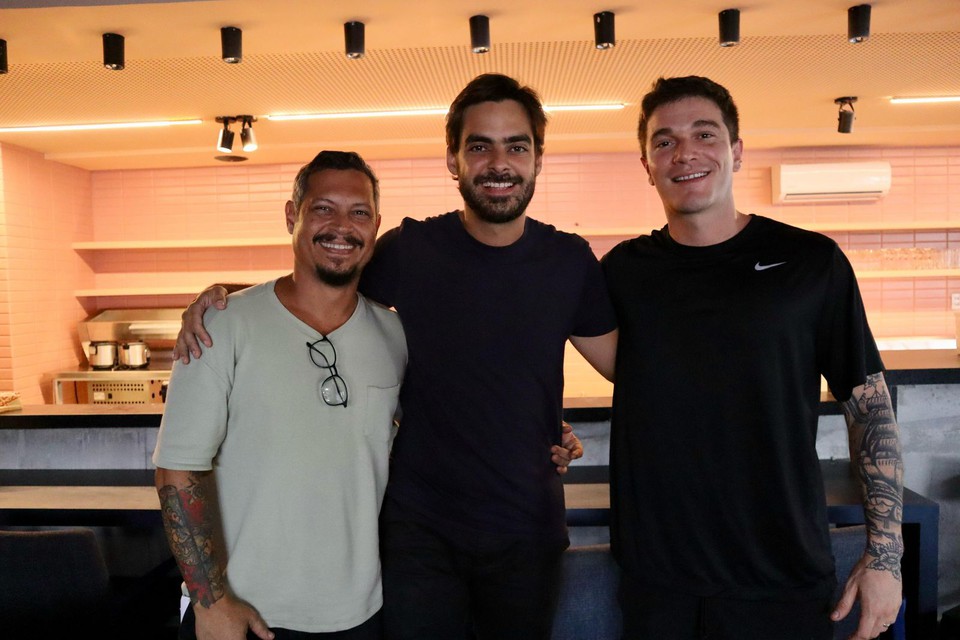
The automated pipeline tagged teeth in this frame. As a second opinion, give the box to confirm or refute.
[674,172,708,182]
[319,241,353,250]
[483,181,514,188]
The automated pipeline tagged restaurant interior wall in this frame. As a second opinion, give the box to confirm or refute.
[0,142,958,402]
[0,143,94,404]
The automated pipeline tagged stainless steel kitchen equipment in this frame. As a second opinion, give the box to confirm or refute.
[119,341,151,368]
[52,308,183,404]
[87,341,118,369]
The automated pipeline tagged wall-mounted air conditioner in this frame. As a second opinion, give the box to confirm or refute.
[771,161,892,203]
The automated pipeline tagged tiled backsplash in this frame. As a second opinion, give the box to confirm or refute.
[1,143,959,401]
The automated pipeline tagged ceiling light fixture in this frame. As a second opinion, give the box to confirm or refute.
[266,103,624,122]
[102,33,124,70]
[470,15,490,54]
[847,4,871,43]
[594,11,615,50]
[890,96,960,105]
[0,39,8,74]
[0,119,202,133]
[239,115,258,152]
[718,9,740,47]
[221,26,242,63]
[344,21,365,59]
[216,116,236,152]
[835,97,857,133]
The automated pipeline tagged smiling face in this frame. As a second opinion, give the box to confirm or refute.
[641,96,743,220]
[285,168,380,287]
[446,99,543,225]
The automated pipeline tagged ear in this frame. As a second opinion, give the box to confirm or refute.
[534,151,543,177]
[446,147,459,180]
[732,139,744,172]
[284,200,297,234]
[641,157,654,186]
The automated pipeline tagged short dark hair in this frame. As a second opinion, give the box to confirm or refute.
[446,74,547,155]
[291,150,380,213]
[637,76,740,159]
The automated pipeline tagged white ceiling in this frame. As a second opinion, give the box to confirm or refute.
[1,0,959,171]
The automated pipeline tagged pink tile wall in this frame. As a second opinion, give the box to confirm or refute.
[0,143,94,402]
[87,146,960,338]
[0,143,955,403]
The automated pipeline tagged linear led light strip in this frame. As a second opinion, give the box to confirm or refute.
[889,96,960,104]
[0,104,625,133]
[0,119,202,133]
[266,103,625,121]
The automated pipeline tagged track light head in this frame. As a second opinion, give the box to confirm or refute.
[835,97,857,134]
[240,116,258,152]
[216,116,236,152]
[0,39,8,74]
[344,21,365,59]
[221,26,242,63]
[102,33,124,70]
[470,15,490,54]
[848,4,871,43]
[594,11,615,50]
[719,9,740,47]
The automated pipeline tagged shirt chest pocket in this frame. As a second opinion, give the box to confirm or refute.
[362,383,401,443]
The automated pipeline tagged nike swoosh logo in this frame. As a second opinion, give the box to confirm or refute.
[754,261,787,271]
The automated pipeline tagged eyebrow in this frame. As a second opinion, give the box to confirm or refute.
[464,133,533,145]
[650,119,723,139]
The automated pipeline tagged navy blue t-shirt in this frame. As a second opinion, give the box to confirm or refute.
[360,211,616,540]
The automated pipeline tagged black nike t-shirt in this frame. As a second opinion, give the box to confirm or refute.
[602,214,883,600]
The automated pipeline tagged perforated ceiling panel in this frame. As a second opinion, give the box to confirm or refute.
[0,0,958,170]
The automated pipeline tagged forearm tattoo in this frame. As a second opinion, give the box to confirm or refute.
[841,372,904,580]
[157,472,226,607]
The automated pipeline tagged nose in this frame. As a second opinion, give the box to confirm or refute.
[672,139,695,163]
[487,146,510,172]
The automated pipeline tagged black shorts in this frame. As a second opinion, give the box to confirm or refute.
[179,604,382,640]
[618,572,833,640]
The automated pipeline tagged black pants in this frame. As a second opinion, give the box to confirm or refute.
[180,604,382,640]
[618,572,833,640]
[380,500,567,640]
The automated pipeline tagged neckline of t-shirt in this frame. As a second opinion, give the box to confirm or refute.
[447,210,534,254]
[659,213,765,255]
[267,278,366,340]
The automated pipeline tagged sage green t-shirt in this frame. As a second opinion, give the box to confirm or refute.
[154,280,406,632]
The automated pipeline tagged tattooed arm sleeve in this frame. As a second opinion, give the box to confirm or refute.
[155,467,227,607]
[839,371,904,580]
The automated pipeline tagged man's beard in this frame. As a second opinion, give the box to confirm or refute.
[312,233,363,287]
[459,172,536,224]
[314,264,359,287]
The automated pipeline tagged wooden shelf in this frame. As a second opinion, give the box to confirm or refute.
[72,238,289,250]
[568,221,960,237]
[855,269,960,279]
[74,270,288,297]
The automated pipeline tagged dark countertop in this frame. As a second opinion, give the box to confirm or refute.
[3,349,957,428]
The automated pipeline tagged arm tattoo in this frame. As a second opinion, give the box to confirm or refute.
[840,372,904,581]
[157,472,226,607]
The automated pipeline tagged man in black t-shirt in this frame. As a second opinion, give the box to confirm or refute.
[172,75,618,640]
[601,76,904,640]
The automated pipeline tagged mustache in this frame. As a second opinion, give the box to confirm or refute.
[312,232,364,248]
[473,172,522,186]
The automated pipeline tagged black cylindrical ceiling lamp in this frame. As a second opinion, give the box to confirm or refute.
[718,9,740,47]
[835,97,857,133]
[847,4,871,43]
[240,116,258,152]
[216,116,235,152]
[344,21,365,59]
[470,15,490,54]
[221,26,242,63]
[594,11,615,50]
[0,39,7,74]
[102,33,124,70]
